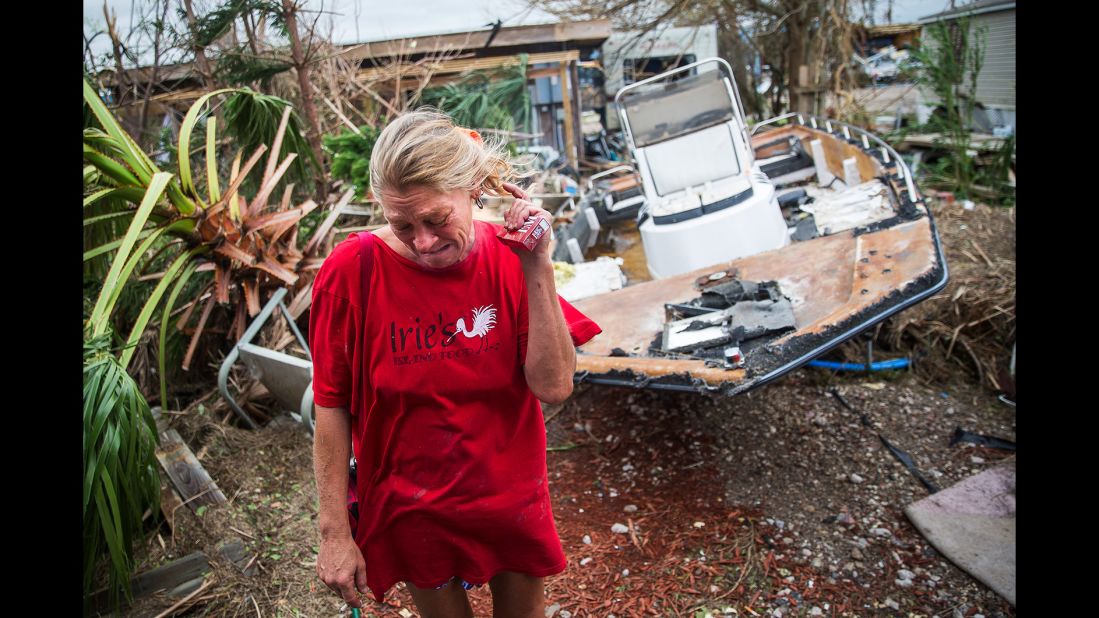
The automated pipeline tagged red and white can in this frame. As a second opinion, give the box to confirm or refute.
[497,212,552,251]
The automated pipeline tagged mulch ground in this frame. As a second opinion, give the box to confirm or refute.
[117,367,1015,618]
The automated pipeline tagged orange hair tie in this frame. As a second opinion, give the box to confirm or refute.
[467,129,482,144]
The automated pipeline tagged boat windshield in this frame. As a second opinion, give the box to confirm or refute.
[622,70,736,148]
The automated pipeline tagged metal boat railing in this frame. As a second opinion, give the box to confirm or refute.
[750,113,919,202]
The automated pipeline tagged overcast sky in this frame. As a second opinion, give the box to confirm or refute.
[84,0,957,67]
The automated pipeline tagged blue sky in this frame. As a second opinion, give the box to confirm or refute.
[84,0,956,68]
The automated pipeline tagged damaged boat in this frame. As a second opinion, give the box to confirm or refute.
[568,57,948,395]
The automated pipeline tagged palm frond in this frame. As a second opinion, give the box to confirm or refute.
[420,55,530,137]
[223,89,318,193]
[83,334,160,606]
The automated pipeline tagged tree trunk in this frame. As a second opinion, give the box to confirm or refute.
[281,0,328,201]
[102,3,128,105]
[785,10,808,114]
[715,0,761,118]
[137,0,173,149]
[182,0,215,89]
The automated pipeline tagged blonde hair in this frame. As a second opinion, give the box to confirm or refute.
[369,108,518,201]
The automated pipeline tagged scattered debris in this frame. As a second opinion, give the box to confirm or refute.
[660,279,796,357]
[949,427,1016,451]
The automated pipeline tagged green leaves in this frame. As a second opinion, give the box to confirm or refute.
[87,173,173,338]
[322,125,380,199]
[83,80,197,216]
[223,89,318,191]
[83,337,161,605]
[421,54,530,136]
[159,261,201,408]
[178,88,238,203]
[910,18,990,199]
[213,48,294,84]
[120,247,207,370]
[81,75,314,611]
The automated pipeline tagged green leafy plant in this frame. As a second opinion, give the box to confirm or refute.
[974,133,1015,205]
[81,171,174,609]
[214,50,294,85]
[223,88,319,194]
[910,17,987,199]
[322,125,380,199]
[83,79,321,607]
[83,332,161,609]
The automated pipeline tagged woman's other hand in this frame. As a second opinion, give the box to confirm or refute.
[317,534,368,608]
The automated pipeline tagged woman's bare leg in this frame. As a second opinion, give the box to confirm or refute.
[405,579,475,618]
[488,571,544,618]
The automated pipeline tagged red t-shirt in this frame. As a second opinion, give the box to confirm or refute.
[309,220,601,602]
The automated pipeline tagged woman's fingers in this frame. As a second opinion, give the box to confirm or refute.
[502,183,534,230]
[356,555,369,595]
[505,200,537,230]
[501,181,528,200]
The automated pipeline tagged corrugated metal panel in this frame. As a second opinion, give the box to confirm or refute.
[919,0,1014,23]
[974,11,1015,108]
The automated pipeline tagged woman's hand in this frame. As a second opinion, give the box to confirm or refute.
[317,534,368,608]
[313,405,367,608]
[500,182,553,265]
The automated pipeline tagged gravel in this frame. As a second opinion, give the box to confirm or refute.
[544,369,1016,617]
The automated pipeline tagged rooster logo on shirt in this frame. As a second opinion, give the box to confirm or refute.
[446,304,498,351]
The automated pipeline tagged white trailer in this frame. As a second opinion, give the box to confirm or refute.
[602,24,719,130]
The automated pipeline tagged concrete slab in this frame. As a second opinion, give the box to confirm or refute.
[904,458,1015,606]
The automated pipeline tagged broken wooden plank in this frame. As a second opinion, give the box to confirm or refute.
[151,576,216,618]
[302,187,355,255]
[134,552,209,597]
[156,429,227,512]
[576,355,746,384]
[217,539,258,576]
[897,132,1007,153]
[158,471,185,534]
[85,552,210,614]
